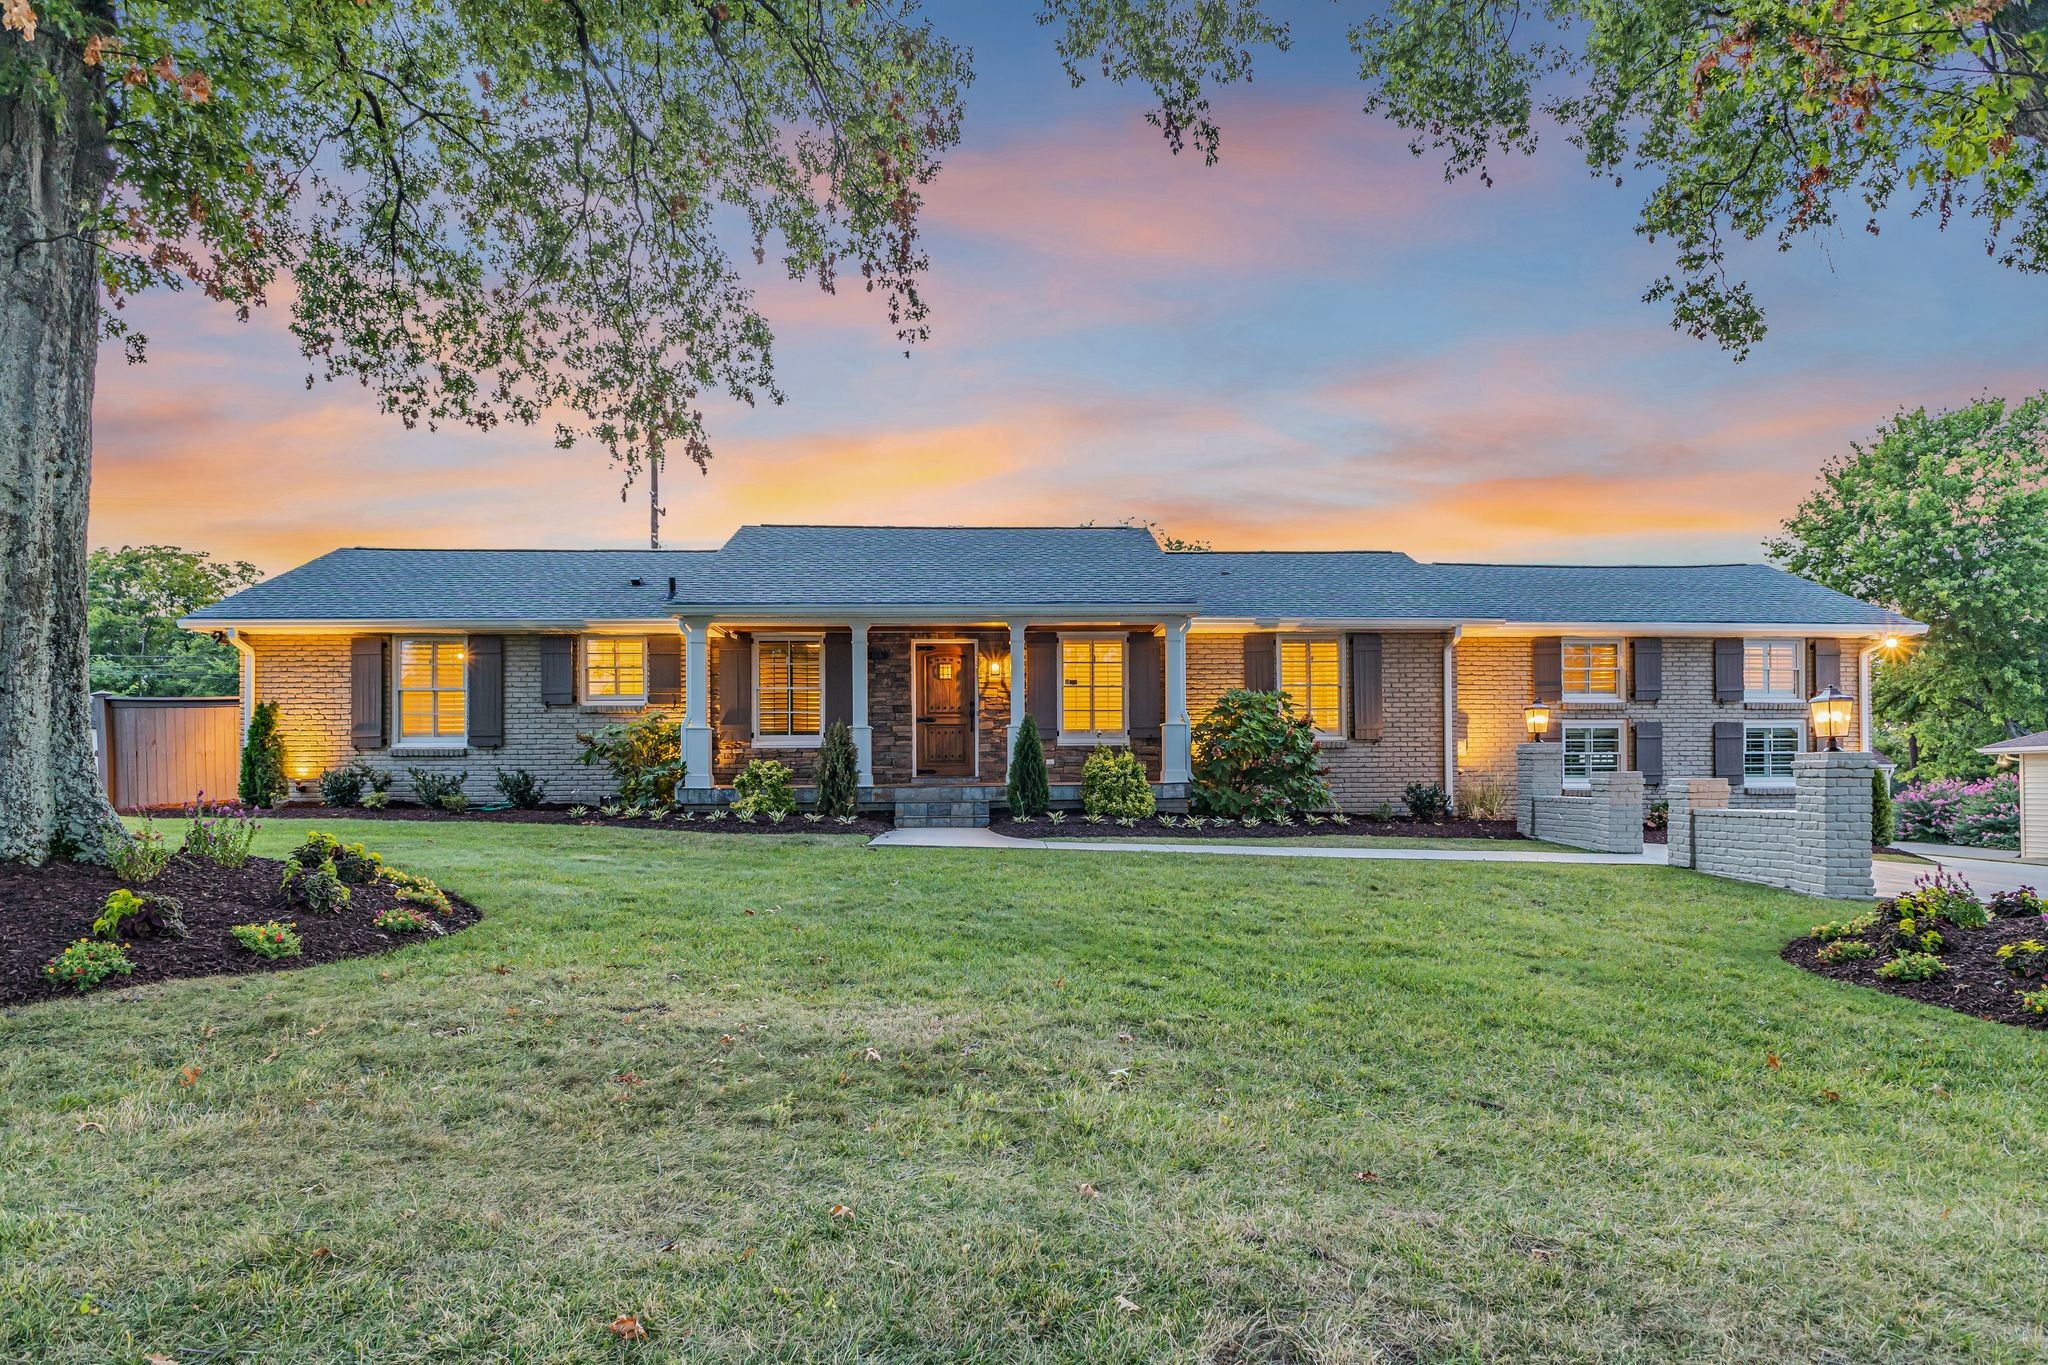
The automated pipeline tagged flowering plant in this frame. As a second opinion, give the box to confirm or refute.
[45,939,134,991]
[1894,773,2019,849]
[180,792,260,868]
[230,920,302,959]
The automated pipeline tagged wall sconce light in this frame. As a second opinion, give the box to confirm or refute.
[1808,686,1855,751]
[986,655,1005,680]
[1523,701,1552,743]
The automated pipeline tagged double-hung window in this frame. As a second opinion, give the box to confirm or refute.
[1058,635,1125,744]
[396,638,466,743]
[1744,722,1801,786]
[584,636,646,704]
[755,636,823,744]
[1561,722,1623,788]
[1743,640,1802,701]
[1278,637,1343,734]
[1562,639,1622,701]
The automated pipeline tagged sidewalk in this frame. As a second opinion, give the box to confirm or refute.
[870,826,1671,867]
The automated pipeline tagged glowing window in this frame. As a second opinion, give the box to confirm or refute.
[1059,636,1125,739]
[1278,637,1343,733]
[1562,640,1621,700]
[756,638,822,740]
[397,639,465,741]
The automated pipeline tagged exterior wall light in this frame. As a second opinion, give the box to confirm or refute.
[1808,686,1855,751]
[1523,701,1552,743]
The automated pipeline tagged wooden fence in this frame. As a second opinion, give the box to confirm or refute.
[91,694,241,812]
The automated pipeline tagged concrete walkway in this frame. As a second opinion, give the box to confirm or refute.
[870,825,1671,866]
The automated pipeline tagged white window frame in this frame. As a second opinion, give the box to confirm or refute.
[581,634,648,707]
[1743,721,1803,787]
[1277,634,1346,739]
[1743,638,1804,703]
[752,633,825,748]
[1560,721,1624,789]
[1561,637,1624,703]
[392,635,467,749]
[1056,632,1129,747]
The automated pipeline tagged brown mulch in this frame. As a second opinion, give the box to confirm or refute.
[230,804,896,836]
[0,854,479,1008]
[1783,909,2048,1030]
[993,813,1542,842]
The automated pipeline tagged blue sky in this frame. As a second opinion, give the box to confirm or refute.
[85,2,2048,572]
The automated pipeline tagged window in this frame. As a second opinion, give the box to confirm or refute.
[1562,638,1622,700]
[396,638,465,743]
[1744,639,1802,701]
[755,637,822,743]
[1744,723,1802,785]
[1059,635,1125,742]
[1561,722,1623,787]
[1278,637,1343,733]
[584,636,646,702]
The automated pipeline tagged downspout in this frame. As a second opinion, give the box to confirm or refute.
[1857,644,1876,755]
[1443,626,1462,806]
[220,628,256,744]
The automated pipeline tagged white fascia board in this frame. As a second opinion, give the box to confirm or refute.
[670,603,1200,623]
[1457,620,1928,639]
[178,617,684,634]
[1189,617,1493,634]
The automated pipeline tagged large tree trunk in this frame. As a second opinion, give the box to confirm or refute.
[1,40,124,864]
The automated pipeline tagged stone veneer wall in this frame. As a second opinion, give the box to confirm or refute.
[247,632,685,804]
[1187,630,1447,812]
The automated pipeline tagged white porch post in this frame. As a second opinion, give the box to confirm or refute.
[681,616,714,790]
[1162,616,1192,784]
[1006,620,1028,760]
[850,621,874,786]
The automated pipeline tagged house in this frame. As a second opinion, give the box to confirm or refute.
[180,524,1922,822]
[1979,732,2048,864]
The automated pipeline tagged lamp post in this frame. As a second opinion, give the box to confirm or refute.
[1808,685,1855,751]
[1523,701,1552,743]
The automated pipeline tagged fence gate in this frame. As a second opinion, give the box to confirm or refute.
[92,694,241,811]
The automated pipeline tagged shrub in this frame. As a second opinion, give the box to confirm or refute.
[1644,798,1670,832]
[1895,772,2018,846]
[282,859,350,914]
[373,904,434,934]
[319,760,388,808]
[1190,689,1330,821]
[815,720,861,818]
[335,842,383,884]
[291,830,343,867]
[1457,775,1512,822]
[231,920,302,959]
[382,867,452,914]
[1996,939,2048,980]
[44,939,133,992]
[404,767,468,811]
[1878,952,1947,982]
[93,888,185,941]
[1953,791,2020,850]
[1817,939,1876,964]
[1989,886,2045,918]
[237,700,289,808]
[107,817,173,883]
[495,768,547,809]
[732,758,798,817]
[1890,870,1987,931]
[1871,771,1897,847]
[1810,913,1877,943]
[1403,782,1449,824]
[362,790,391,810]
[180,795,259,868]
[577,714,683,807]
[1007,714,1050,818]
[1081,747,1155,819]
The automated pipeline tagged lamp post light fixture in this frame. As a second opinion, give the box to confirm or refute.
[1523,701,1552,743]
[1808,685,1855,751]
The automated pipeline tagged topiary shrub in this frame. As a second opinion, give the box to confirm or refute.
[732,757,797,817]
[816,720,860,818]
[238,700,288,808]
[1081,747,1155,818]
[577,714,683,808]
[1190,689,1330,821]
[1007,715,1050,817]
[1871,770,1897,848]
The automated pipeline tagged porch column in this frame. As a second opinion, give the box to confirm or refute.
[1162,616,1192,784]
[681,616,714,790]
[1006,620,1028,760]
[849,621,874,786]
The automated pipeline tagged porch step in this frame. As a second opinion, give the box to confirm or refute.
[893,797,992,829]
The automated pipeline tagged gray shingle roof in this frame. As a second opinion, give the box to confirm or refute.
[1981,730,2048,755]
[184,526,1918,630]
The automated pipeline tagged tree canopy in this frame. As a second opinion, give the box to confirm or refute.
[85,545,261,696]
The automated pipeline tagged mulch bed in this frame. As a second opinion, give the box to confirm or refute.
[993,813,1543,842]
[1783,910,2048,1030]
[0,854,479,1008]
[229,804,896,837]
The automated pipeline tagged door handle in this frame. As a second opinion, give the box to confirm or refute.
[917,715,935,723]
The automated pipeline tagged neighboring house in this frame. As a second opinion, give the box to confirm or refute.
[1979,732,2048,864]
[180,524,1921,817]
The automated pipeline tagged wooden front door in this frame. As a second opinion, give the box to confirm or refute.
[916,645,975,776]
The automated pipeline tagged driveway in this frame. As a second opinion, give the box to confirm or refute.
[1874,845,2043,901]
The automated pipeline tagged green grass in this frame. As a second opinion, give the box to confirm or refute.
[5,819,2046,1363]
[1049,833,1574,851]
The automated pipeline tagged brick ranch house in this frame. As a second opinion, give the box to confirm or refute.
[181,524,1922,818]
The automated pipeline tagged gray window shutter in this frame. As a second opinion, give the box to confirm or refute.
[1630,638,1663,701]
[717,633,751,737]
[822,631,852,729]
[1026,635,1058,736]
[1531,637,1563,703]
[1348,632,1383,742]
[466,635,504,748]
[647,633,682,706]
[1242,633,1277,692]
[1713,638,1744,702]
[1632,720,1664,784]
[540,635,575,705]
[1126,631,1163,739]
[350,637,386,750]
[1812,638,1840,693]
[1712,720,1744,786]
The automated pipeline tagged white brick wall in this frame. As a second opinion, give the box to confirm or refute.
[1666,753,1875,898]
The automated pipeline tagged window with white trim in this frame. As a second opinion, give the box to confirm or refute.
[1561,722,1623,787]
[396,638,466,742]
[755,636,823,743]
[1562,638,1622,701]
[1058,634,1125,742]
[1744,639,1802,701]
[584,636,646,703]
[1744,722,1801,785]
[1278,636,1343,734]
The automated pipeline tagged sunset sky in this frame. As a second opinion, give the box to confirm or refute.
[85,3,2048,576]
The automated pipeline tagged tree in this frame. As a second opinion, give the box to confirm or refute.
[238,699,286,808]
[86,545,260,696]
[1351,1,2048,354]
[1007,715,1050,817]
[1769,393,2048,778]
[816,719,860,818]
[0,0,1274,863]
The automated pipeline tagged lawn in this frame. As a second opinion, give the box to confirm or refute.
[4,821,2045,1363]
